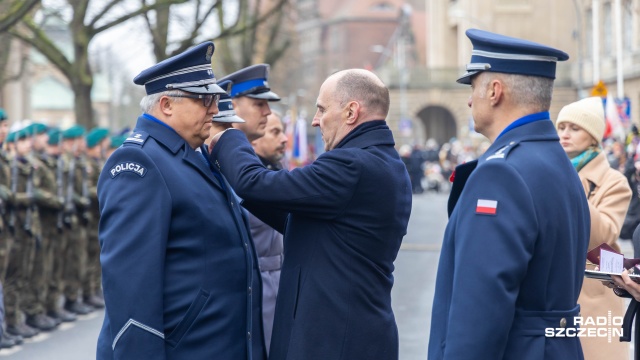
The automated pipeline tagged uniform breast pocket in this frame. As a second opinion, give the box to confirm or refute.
[165,289,210,348]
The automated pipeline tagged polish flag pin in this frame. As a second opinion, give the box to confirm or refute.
[476,199,497,215]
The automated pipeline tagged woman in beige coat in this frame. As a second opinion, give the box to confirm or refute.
[556,96,632,360]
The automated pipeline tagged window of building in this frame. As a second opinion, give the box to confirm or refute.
[623,0,633,51]
[370,2,395,12]
[604,2,612,55]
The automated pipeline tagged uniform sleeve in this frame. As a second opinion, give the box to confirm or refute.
[98,146,169,360]
[33,162,62,210]
[586,173,632,250]
[211,129,361,219]
[444,161,537,359]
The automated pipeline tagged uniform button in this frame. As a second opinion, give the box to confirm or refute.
[244,242,248,249]
[248,287,252,294]
[559,318,567,328]
[247,332,251,340]
[231,202,234,206]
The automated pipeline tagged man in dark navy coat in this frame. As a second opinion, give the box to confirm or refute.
[97,42,265,360]
[428,29,590,360]
[209,69,412,360]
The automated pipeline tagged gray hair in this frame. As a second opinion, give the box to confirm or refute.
[334,70,390,117]
[139,90,186,113]
[477,72,554,112]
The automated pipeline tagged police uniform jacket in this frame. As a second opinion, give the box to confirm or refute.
[97,115,265,360]
[428,117,590,360]
[211,120,412,360]
[576,151,631,360]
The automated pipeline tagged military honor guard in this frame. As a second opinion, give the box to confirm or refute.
[428,29,590,359]
[97,41,265,359]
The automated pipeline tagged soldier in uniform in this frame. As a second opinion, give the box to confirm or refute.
[428,29,590,360]
[5,127,41,338]
[20,123,62,331]
[44,128,77,323]
[217,68,283,354]
[97,41,265,359]
[82,127,109,309]
[0,110,20,348]
[60,125,93,315]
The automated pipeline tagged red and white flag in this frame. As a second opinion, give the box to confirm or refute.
[476,199,497,215]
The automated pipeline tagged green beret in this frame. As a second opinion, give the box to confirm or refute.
[86,127,110,148]
[0,108,6,121]
[47,128,61,145]
[12,129,28,142]
[110,134,127,149]
[6,131,16,143]
[23,122,48,136]
[62,125,86,139]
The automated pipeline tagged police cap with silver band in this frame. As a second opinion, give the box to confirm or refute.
[212,80,245,123]
[457,29,569,85]
[133,41,225,95]
[219,64,280,101]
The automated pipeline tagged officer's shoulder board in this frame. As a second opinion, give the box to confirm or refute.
[123,131,149,147]
[486,141,520,161]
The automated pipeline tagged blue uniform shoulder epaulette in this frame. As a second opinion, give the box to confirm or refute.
[486,141,520,161]
[124,131,149,146]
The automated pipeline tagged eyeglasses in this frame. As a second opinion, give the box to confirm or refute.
[167,93,220,108]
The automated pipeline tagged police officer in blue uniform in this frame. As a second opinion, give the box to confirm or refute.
[97,42,265,360]
[428,29,591,360]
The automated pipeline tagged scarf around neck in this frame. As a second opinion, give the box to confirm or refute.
[571,147,601,172]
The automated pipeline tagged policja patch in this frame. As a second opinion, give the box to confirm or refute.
[110,162,146,178]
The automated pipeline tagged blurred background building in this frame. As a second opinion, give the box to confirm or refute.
[1,0,639,151]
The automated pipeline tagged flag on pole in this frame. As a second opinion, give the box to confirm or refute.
[605,93,625,142]
[292,116,308,166]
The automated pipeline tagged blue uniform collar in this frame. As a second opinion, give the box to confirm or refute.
[496,111,550,140]
[135,114,185,154]
[482,117,559,162]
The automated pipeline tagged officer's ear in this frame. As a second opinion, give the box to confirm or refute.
[159,96,174,116]
[489,80,504,107]
[345,100,360,125]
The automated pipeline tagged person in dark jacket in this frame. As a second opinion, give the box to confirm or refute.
[209,69,412,360]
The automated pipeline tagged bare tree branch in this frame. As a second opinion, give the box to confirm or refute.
[9,19,74,78]
[87,0,124,28]
[0,0,40,33]
[91,0,188,35]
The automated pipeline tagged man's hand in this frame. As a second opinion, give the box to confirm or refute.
[208,123,236,153]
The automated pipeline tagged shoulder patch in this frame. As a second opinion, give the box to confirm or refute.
[110,162,147,178]
[124,131,149,146]
[486,141,520,161]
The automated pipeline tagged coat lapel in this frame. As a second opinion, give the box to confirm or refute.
[182,145,223,190]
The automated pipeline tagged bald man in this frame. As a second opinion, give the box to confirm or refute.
[209,69,412,360]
